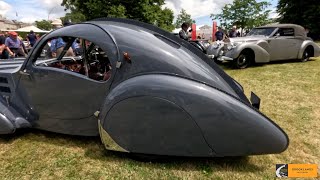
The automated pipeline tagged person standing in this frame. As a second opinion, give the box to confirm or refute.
[215,27,224,41]
[27,30,37,47]
[179,22,190,41]
[50,19,76,57]
[0,31,8,59]
[229,26,237,38]
[5,31,27,57]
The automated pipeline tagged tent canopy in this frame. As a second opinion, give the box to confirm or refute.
[10,25,49,33]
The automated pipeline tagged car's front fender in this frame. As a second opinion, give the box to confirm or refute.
[227,43,270,63]
[207,44,224,57]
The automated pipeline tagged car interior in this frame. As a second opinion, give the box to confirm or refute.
[35,36,112,82]
[274,28,294,37]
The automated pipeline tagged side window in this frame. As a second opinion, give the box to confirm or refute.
[277,28,295,36]
[35,36,112,82]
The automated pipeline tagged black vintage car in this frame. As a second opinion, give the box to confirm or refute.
[0,18,288,158]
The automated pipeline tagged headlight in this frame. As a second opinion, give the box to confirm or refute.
[212,43,219,49]
[212,41,222,49]
[227,42,242,50]
[219,50,224,56]
[203,42,210,49]
[227,44,234,50]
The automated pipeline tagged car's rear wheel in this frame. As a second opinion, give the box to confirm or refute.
[233,50,253,69]
[301,46,313,62]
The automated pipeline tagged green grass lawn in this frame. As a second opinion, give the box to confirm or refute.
[1,58,320,179]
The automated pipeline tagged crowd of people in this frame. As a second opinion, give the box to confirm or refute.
[178,22,242,42]
[0,30,41,59]
[0,18,77,60]
[215,26,241,41]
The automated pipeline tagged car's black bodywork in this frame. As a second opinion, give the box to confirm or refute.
[0,18,289,157]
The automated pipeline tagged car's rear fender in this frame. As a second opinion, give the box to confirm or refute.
[298,40,320,59]
[99,74,289,157]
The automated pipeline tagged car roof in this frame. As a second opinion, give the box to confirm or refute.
[260,23,306,37]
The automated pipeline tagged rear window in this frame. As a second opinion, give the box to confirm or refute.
[278,28,295,36]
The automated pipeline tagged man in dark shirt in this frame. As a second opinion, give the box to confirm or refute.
[27,30,37,47]
[215,27,224,41]
[0,31,8,59]
[0,32,5,44]
[229,26,237,38]
[179,22,190,41]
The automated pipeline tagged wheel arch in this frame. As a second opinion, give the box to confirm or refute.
[232,44,270,63]
[240,48,255,63]
[298,41,318,59]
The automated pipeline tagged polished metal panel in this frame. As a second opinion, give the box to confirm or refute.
[98,120,128,152]
[0,112,15,134]
[269,37,301,60]
[90,18,250,103]
[103,96,214,157]
[99,74,289,156]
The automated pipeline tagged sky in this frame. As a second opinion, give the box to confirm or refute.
[0,0,279,25]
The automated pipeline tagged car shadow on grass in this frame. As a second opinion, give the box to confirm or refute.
[106,151,263,173]
[0,129,263,174]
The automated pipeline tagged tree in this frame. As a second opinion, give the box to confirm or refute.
[174,9,195,28]
[61,0,175,32]
[61,12,86,23]
[277,0,320,40]
[35,20,52,30]
[210,0,271,35]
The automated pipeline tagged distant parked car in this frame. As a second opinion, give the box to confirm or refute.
[207,24,320,68]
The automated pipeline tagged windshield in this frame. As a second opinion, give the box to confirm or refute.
[246,28,276,36]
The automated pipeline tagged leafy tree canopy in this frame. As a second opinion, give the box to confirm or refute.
[174,9,195,28]
[211,0,271,33]
[277,0,320,40]
[35,20,52,31]
[61,0,175,31]
[60,11,86,23]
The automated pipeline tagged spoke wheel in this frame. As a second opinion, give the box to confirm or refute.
[234,52,252,69]
[301,49,310,62]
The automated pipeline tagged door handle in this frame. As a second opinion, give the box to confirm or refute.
[19,69,30,76]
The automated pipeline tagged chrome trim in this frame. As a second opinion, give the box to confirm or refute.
[98,120,128,152]
[217,56,233,61]
[207,55,215,59]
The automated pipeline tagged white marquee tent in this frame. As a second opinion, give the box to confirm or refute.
[2,25,49,33]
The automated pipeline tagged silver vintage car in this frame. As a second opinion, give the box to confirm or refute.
[207,24,320,68]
